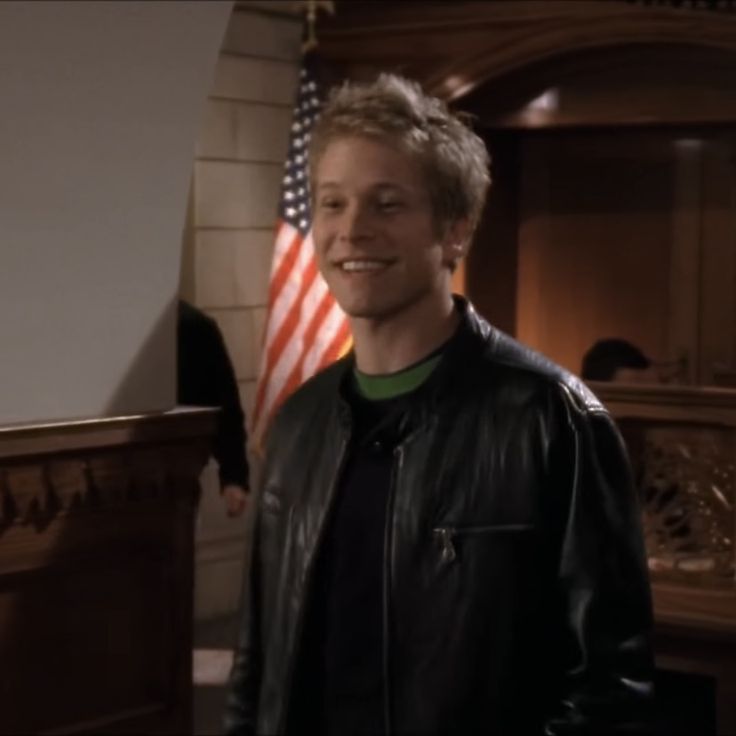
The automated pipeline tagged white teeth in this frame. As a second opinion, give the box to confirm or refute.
[341,260,388,272]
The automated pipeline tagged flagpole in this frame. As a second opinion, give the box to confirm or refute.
[294,0,335,53]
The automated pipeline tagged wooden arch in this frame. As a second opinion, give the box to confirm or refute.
[318,1,736,101]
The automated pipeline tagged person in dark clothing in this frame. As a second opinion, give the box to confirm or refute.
[225,74,653,735]
[177,299,249,517]
[581,338,653,383]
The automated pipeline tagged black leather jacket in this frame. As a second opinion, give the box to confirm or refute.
[225,298,654,736]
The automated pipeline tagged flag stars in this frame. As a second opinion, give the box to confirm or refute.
[278,69,321,233]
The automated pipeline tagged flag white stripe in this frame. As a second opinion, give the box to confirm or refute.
[261,229,315,349]
[301,299,345,379]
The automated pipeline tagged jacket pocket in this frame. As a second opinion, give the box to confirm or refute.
[432,523,535,563]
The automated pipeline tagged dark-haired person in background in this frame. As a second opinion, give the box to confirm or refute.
[177,299,249,517]
[581,338,655,383]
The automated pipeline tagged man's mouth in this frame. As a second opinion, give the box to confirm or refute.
[337,259,393,273]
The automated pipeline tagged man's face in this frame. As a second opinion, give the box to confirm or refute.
[312,136,463,322]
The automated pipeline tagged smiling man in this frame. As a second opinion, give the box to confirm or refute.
[225,75,654,736]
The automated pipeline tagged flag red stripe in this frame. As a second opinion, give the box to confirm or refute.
[252,256,318,423]
[266,225,302,309]
[265,257,318,377]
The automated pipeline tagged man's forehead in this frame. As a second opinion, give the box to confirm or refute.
[315,138,424,188]
[319,136,418,165]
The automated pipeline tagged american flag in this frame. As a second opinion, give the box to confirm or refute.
[251,56,351,445]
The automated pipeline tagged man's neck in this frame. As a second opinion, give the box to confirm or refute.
[351,291,459,375]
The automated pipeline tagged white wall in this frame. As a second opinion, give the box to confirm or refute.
[0,0,232,425]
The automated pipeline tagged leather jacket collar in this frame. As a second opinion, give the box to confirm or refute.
[335,295,491,433]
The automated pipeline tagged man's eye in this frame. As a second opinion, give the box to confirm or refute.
[319,199,342,211]
[377,200,402,211]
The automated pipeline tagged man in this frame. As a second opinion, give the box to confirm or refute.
[177,300,249,516]
[225,75,653,735]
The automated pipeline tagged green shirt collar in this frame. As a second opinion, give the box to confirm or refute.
[353,352,443,401]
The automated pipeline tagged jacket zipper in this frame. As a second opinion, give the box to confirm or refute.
[433,523,534,563]
[382,444,403,736]
[277,434,350,736]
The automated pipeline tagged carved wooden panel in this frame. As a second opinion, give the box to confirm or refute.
[0,409,215,735]
[620,420,735,586]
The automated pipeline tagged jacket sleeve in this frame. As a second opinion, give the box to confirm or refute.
[223,510,262,736]
[209,323,250,490]
[544,396,655,736]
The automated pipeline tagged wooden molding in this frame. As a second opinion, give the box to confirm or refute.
[592,382,736,425]
[319,1,736,100]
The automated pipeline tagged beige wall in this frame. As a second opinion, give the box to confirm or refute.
[189,4,302,620]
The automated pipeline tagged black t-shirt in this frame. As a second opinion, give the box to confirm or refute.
[290,382,415,736]
[288,335,453,735]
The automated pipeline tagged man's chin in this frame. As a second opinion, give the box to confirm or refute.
[342,307,386,321]
[335,292,425,324]
[338,299,393,322]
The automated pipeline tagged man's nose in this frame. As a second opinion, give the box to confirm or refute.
[339,203,373,242]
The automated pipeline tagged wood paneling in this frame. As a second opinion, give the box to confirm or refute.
[699,137,736,386]
[668,141,701,385]
[465,133,520,335]
[0,409,215,735]
[492,130,736,385]
[515,131,675,375]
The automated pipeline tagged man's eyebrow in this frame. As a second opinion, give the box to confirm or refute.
[316,181,409,192]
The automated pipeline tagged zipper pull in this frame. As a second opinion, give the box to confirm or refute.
[434,527,457,563]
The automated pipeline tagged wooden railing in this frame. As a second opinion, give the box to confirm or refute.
[593,382,736,735]
[0,408,216,735]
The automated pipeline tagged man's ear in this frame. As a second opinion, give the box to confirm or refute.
[442,219,472,268]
